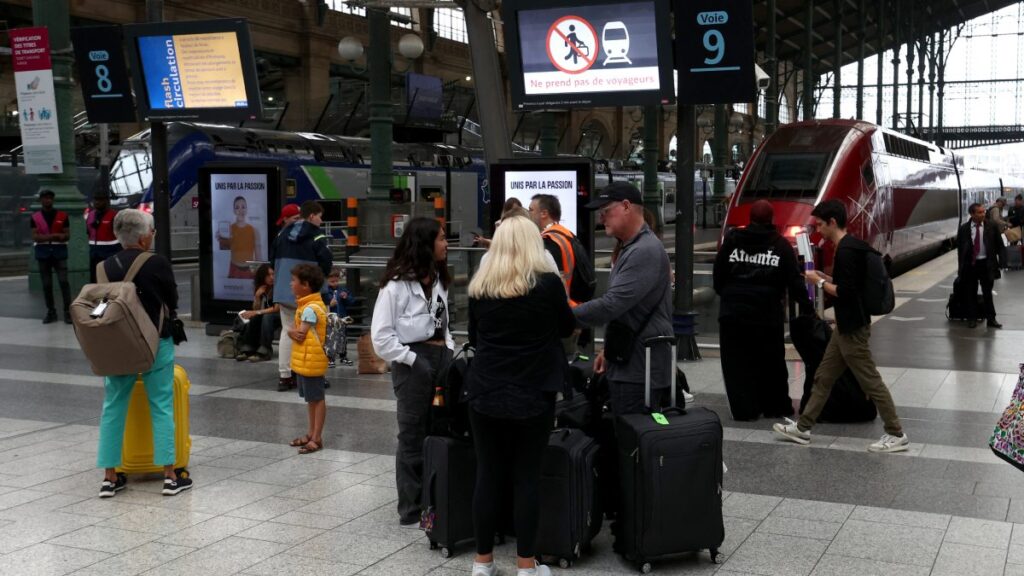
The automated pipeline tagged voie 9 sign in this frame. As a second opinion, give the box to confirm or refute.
[503,0,674,109]
[676,0,755,105]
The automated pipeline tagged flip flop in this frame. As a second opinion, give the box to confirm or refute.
[298,440,322,455]
[289,435,311,447]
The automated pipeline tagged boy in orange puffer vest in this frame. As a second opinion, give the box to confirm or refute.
[287,263,329,454]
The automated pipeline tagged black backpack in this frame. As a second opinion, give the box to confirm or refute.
[547,229,596,303]
[862,249,895,315]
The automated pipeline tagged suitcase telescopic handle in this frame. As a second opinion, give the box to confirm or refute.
[642,336,680,411]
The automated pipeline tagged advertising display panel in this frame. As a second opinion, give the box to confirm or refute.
[489,158,594,256]
[124,19,263,122]
[199,165,282,324]
[503,0,673,110]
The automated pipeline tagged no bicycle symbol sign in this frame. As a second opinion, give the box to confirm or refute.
[546,16,598,74]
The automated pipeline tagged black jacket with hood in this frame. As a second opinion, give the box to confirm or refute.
[270,220,333,308]
[714,223,810,325]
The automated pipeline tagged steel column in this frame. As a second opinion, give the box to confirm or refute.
[833,0,842,119]
[713,105,728,197]
[461,0,513,167]
[674,104,699,360]
[643,105,662,229]
[892,0,901,129]
[766,0,778,134]
[877,0,885,125]
[905,10,914,131]
[937,29,947,147]
[804,0,815,120]
[856,0,866,119]
[917,37,926,132]
[368,7,393,200]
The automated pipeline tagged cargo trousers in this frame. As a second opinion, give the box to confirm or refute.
[798,326,903,436]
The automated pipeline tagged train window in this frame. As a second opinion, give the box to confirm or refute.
[744,153,828,201]
[862,162,875,188]
[109,149,153,200]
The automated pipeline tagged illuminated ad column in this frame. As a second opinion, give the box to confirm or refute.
[9,27,62,174]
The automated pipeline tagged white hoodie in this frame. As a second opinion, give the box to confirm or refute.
[370,277,455,366]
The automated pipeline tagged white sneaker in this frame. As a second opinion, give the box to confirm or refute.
[682,390,696,404]
[772,418,811,445]
[868,433,910,453]
[517,562,551,576]
[472,561,497,576]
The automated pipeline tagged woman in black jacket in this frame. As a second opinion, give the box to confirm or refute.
[465,215,575,576]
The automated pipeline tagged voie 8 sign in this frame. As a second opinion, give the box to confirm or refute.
[71,25,137,123]
[676,0,755,105]
[503,0,674,110]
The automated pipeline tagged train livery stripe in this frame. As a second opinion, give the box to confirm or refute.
[302,166,342,200]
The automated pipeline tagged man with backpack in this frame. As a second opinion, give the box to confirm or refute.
[772,199,909,453]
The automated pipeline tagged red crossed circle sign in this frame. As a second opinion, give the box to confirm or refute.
[546,15,598,74]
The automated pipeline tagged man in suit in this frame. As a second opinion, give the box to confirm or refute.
[958,202,1003,329]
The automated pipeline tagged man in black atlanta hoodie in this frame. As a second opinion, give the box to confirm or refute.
[714,200,810,420]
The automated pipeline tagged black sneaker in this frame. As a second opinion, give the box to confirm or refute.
[324,379,331,389]
[98,473,127,498]
[162,476,193,496]
[42,311,57,324]
[277,376,293,392]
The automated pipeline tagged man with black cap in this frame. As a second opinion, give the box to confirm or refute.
[573,181,674,415]
[30,190,72,324]
[85,188,120,283]
[714,199,810,420]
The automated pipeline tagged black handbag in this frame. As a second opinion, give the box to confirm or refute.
[604,282,668,365]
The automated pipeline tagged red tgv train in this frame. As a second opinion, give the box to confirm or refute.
[722,119,1024,275]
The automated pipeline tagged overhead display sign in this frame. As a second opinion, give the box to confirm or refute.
[10,27,62,174]
[406,73,443,120]
[676,0,755,105]
[124,19,263,122]
[71,25,137,123]
[503,0,674,110]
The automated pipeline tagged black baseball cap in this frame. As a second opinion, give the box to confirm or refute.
[585,181,642,210]
[38,189,55,199]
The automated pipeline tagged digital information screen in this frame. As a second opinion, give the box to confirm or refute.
[209,173,268,301]
[198,164,282,326]
[503,0,673,109]
[502,170,580,236]
[125,19,262,122]
[489,159,594,258]
[138,32,249,111]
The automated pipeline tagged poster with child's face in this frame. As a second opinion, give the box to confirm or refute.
[210,173,267,301]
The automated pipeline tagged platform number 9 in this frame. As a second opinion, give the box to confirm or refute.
[95,65,112,93]
[703,30,725,66]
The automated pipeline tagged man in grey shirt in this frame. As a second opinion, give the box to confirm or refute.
[574,182,674,416]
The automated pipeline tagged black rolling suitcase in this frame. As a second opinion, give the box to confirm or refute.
[422,436,476,558]
[946,276,986,321]
[537,428,602,568]
[790,315,877,423]
[614,336,725,573]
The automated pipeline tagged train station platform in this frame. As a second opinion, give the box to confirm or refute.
[1,249,1024,575]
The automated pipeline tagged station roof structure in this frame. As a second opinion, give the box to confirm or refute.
[756,0,1019,73]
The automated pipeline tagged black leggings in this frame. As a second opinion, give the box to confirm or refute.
[469,405,553,558]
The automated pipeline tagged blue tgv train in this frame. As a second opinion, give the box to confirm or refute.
[108,123,489,256]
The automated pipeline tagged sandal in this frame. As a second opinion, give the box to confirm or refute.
[289,435,311,447]
[298,440,322,455]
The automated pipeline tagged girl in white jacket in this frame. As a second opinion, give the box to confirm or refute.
[370,217,454,527]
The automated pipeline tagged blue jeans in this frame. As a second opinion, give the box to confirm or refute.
[96,338,176,468]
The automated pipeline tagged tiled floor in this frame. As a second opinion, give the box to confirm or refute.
[2,249,1024,574]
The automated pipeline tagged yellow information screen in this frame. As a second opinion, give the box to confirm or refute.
[139,31,251,110]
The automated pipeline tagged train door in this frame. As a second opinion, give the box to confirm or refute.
[870,150,895,254]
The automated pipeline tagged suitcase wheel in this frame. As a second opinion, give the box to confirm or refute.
[558,558,572,569]
[440,547,452,559]
[710,549,724,564]
[639,562,652,574]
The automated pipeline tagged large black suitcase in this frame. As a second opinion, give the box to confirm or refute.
[614,336,725,573]
[946,276,987,321]
[537,428,602,568]
[790,315,877,423]
[422,436,476,558]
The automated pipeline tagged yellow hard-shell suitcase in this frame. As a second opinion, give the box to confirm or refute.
[116,364,191,477]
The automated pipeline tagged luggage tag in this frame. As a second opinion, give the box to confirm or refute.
[90,300,109,318]
[651,412,669,425]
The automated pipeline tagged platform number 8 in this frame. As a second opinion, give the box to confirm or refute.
[703,30,725,66]
[95,64,112,93]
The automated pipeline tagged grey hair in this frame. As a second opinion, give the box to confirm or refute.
[113,209,155,246]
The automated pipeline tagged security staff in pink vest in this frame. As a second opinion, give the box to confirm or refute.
[30,190,71,324]
[86,189,120,283]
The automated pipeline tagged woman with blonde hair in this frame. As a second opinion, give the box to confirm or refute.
[464,215,575,576]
